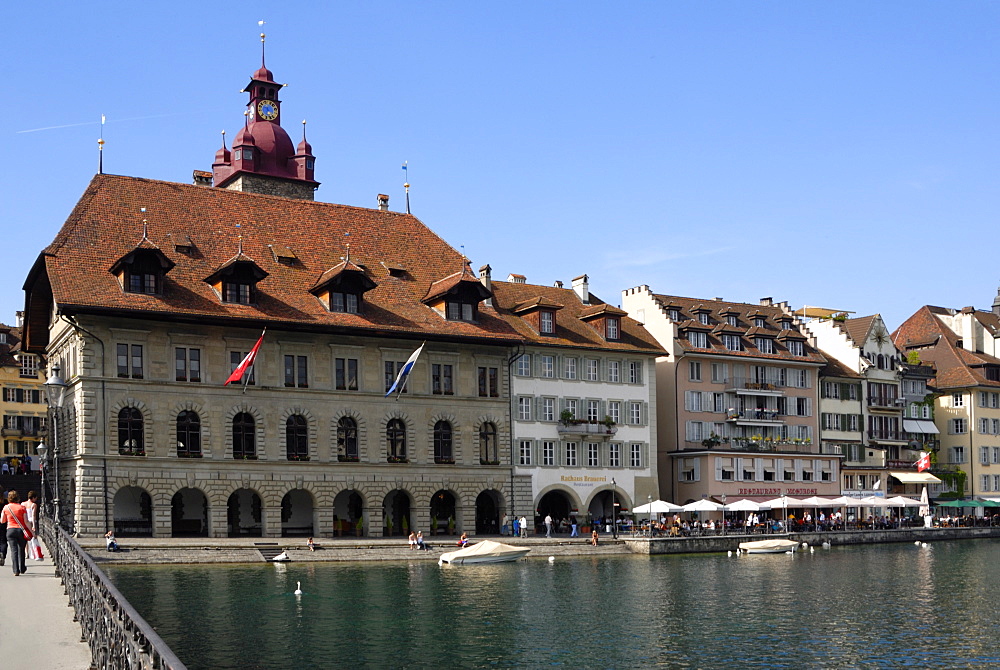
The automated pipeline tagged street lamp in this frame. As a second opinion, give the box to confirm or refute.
[780,492,787,534]
[43,364,67,530]
[647,494,652,534]
[611,478,618,540]
[36,442,47,517]
[721,493,727,536]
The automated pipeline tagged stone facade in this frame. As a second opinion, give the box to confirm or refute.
[222,173,317,201]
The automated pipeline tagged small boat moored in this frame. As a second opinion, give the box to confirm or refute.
[438,540,531,565]
[738,539,801,554]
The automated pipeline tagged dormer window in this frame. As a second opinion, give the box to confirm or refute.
[111,246,175,297]
[787,340,805,356]
[698,313,709,325]
[127,265,160,295]
[756,337,774,354]
[755,317,767,328]
[540,310,555,334]
[331,291,360,314]
[688,331,708,348]
[606,317,620,340]
[222,280,252,304]
[446,301,477,321]
[668,309,680,321]
[727,316,738,326]
[722,334,742,351]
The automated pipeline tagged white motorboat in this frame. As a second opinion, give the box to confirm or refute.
[438,540,531,565]
[738,539,801,554]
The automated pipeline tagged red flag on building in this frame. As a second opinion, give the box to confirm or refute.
[916,451,931,472]
[225,330,265,386]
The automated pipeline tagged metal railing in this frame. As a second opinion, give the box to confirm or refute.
[40,517,187,670]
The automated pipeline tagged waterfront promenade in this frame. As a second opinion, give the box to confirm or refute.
[0,541,92,668]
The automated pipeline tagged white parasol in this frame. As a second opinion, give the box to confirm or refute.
[633,499,684,514]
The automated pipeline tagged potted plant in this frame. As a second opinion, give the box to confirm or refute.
[385,514,393,537]
[560,409,576,424]
[355,517,364,537]
[431,515,438,535]
[401,515,409,535]
[447,516,455,535]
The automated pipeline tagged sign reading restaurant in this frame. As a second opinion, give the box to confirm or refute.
[561,475,608,483]
[737,488,819,496]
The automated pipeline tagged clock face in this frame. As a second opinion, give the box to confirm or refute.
[257,100,278,121]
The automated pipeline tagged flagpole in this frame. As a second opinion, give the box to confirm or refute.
[240,327,266,394]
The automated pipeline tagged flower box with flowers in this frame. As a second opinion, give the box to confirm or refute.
[387,456,408,464]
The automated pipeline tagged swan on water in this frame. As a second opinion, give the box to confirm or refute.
[294,581,303,596]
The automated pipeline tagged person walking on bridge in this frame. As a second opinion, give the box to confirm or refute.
[1,491,32,576]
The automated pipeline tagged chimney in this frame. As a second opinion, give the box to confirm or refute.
[15,311,23,328]
[507,273,526,284]
[993,287,1000,317]
[554,280,564,288]
[572,274,590,304]
[479,264,493,307]
[377,194,390,211]
[760,297,773,306]
[192,170,213,186]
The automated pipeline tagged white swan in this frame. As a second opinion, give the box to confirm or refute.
[294,581,303,596]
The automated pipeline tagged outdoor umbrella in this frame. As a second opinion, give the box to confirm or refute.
[761,496,804,509]
[633,500,684,514]
[682,499,723,512]
[798,496,838,507]
[725,499,771,512]
[884,496,924,507]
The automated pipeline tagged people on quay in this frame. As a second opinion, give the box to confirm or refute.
[23,491,43,560]
[591,528,600,546]
[570,516,579,538]
[544,514,554,538]
[408,531,417,550]
[501,514,510,536]
[416,531,428,550]
[105,530,120,552]
[519,515,528,538]
[307,537,316,552]
[512,515,520,538]
[2,491,33,575]
[457,532,469,547]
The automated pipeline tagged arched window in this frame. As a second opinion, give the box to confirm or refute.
[176,410,201,458]
[337,417,359,462]
[286,414,309,461]
[433,420,453,464]
[118,407,144,456]
[387,419,406,463]
[233,412,256,460]
[479,422,498,465]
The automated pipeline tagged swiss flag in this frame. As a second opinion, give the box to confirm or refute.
[916,451,931,472]
[225,330,265,386]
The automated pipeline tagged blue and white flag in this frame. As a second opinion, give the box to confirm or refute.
[385,342,424,398]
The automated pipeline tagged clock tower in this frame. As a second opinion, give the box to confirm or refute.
[210,33,318,200]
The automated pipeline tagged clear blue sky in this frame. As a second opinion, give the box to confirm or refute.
[7,2,999,333]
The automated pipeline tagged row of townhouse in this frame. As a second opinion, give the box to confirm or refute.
[0,320,48,464]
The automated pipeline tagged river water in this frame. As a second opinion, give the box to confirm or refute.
[104,539,1000,669]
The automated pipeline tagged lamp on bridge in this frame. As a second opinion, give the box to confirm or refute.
[43,364,67,530]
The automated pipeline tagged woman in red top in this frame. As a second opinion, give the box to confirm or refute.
[1,491,32,576]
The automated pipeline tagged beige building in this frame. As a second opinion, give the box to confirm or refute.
[20,55,532,538]
[621,287,838,504]
[0,318,47,466]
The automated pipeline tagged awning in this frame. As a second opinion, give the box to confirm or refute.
[902,420,939,434]
[889,471,941,484]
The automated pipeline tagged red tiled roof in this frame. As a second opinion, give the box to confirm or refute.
[491,281,665,354]
[893,305,1000,390]
[511,297,564,314]
[27,174,522,345]
[651,293,826,364]
[835,315,877,346]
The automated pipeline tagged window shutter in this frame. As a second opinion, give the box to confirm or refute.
[795,460,803,481]
[643,402,649,425]
[715,457,723,481]
[693,458,701,482]
[756,457,764,481]
[686,421,695,442]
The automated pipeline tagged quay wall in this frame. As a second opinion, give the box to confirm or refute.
[624,526,1000,555]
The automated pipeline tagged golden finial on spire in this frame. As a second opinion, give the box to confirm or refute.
[259,20,267,66]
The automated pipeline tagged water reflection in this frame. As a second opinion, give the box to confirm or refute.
[105,541,1000,669]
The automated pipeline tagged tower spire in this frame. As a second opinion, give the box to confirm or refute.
[258,20,266,67]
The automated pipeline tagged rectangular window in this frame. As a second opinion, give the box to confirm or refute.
[518,397,532,421]
[787,340,804,356]
[722,334,741,351]
[585,359,599,381]
[566,442,576,468]
[540,310,555,334]
[588,442,600,467]
[478,367,499,397]
[756,337,774,354]
[231,350,255,385]
[984,475,993,492]
[542,398,555,421]
[516,354,531,376]
[608,361,620,383]
[175,347,201,382]
[982,446,990,465]
[336,358,359,391]
[712,363,726,383]
[432,363,454,395]
[542,441,555,466]
[284,355,308,388]
[628,361,641,384]
[564,357,577,380]
[685,390,703,412]
[19,354,39,379]
[519,440,532,466]
[222,281,251,304]
[608,401,621,425]
[688,331,708,348]
[565,399,578,420]
[630,443,642,468]
[117,344,144,379]
[629,401,642,425]
[951,418,967,434]
[609,443,621,467]
[980,418,991,434]
[689,361,702,382]
[587,400,600,422]
[606,318,620,340]
[541,355,554,378]
[384,361,407,394]
[951,446,966,464]
[953,393,964,408]
[712,393,725,413]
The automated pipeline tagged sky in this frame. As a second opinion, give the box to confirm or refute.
[6,2,1000,333]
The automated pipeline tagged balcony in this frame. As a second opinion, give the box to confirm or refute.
[1,428,21,437]
[726,377,785,395]
[556,421,618,437]
[867,429,907,442]
[726,409,782,424]
[868,396,904,409]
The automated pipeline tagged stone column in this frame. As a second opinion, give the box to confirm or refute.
[152,503,172,538]
[315,506,334,539]
[262,505,283,538]
[208,502,228,538]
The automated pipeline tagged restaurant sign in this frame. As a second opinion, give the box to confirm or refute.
[737,487,819,496]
